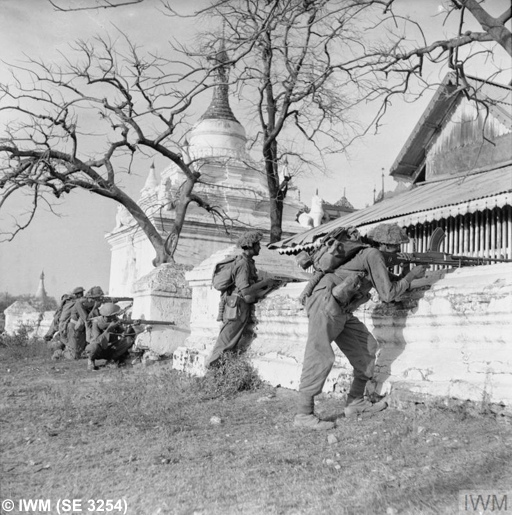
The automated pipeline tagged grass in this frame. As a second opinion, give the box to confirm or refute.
[1,335,511,515]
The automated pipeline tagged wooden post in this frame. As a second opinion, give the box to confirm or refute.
[453,216,459,255]
[507,206,512,260]
[475,211,481,257]
[469,213,474,257]
[485,208,491,258]
[496,208,503,259]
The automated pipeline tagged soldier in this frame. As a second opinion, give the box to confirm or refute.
[86,303,137,371]
[50,286,85,360]
[44,293,72,344]
[294,223,427,430]
[65,286,105,360]
[206,230,279,368]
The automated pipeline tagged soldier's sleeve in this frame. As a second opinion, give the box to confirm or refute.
[74,300,89,323]
[364,248,410,303]
[89,319,110,347]
[233,259,252,293]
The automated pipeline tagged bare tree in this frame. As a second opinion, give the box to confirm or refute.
[37,0,512,248]
[176,0,368,243]
[0,34,230,266]
[178,0,510,243]
[48,0,144,11]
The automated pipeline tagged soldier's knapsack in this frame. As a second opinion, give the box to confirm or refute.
[297,227,367,305]
[211,255,241,292]
[297,226,366,273]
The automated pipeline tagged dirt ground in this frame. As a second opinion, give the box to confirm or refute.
[1,341,512,515]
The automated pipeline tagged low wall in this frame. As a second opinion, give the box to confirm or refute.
[174,251,512,414]
[3,301,54,339]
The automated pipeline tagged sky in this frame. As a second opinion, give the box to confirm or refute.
[0,0,510,297]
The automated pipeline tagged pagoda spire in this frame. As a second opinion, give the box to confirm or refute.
[201,39,239,123]
[35,270,49,307]
[141,162,159,195]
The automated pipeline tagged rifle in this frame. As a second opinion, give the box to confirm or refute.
[98,296,134,303]
[381,251,512,269]
[381,227,512,268]
[118,319,175,326]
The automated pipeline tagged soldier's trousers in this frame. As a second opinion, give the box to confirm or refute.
[64,321,86,360]
[86,336,135,362]
[206,299,251,367]
[299,285,378,398]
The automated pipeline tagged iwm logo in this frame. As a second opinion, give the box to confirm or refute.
[459,491,510,513]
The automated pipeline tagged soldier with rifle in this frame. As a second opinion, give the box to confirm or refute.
[86,303,137,371]
[206,230,280,368]
[86,302,175,371]
[66,286,107,359]
[295,223,428,430]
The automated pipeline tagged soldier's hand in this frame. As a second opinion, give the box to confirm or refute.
[397,252,414,261]
[406,265,428,282]
[108,320,121,331]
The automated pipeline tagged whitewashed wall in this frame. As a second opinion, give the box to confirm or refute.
[174,252,512,414]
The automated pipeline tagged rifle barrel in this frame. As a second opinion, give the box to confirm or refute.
[383,251,512,268]
[450,255,512,263]
[121,319,175,326]
[406,254,512,267]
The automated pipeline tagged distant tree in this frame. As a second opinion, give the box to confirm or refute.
[0,35,234,266]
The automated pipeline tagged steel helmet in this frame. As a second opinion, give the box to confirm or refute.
[367,223,410,245]
[72,286,85,295]
[86,286,104,298]
[99,303,121,316]
[237,230,263,249]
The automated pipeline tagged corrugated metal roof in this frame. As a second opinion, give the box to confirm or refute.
[269,166,512,251]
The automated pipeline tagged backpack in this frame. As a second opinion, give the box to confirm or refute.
[212,256,240,292]
[298,226,366,273]
[297,227,367,305]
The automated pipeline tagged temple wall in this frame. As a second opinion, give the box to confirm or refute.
[174,255,512,413]
[130,263,193,356]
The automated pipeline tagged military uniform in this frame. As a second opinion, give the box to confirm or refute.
[86,316,135,364]
[65,298,101,359]
[206,253,259,367]
[298,247,411,400]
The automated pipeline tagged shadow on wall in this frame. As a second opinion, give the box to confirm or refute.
[369,271,447,398]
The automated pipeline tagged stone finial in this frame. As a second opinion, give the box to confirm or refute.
[141,162,159,196]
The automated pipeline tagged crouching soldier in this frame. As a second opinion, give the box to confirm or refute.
[294,223,427,430]
[85,303,137,371]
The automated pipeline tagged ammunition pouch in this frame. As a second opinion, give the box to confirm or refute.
[224,294,240,321]
[331,272,368,311]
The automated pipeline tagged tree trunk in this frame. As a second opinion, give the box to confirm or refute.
[264,143,284,243]
[462,0,512,56]
[110,187,171,267]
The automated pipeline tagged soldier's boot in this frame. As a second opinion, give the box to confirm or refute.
[51,349,63,360]
[87,359,98,371]
[344,397,388,418]
[293,414,335,430]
